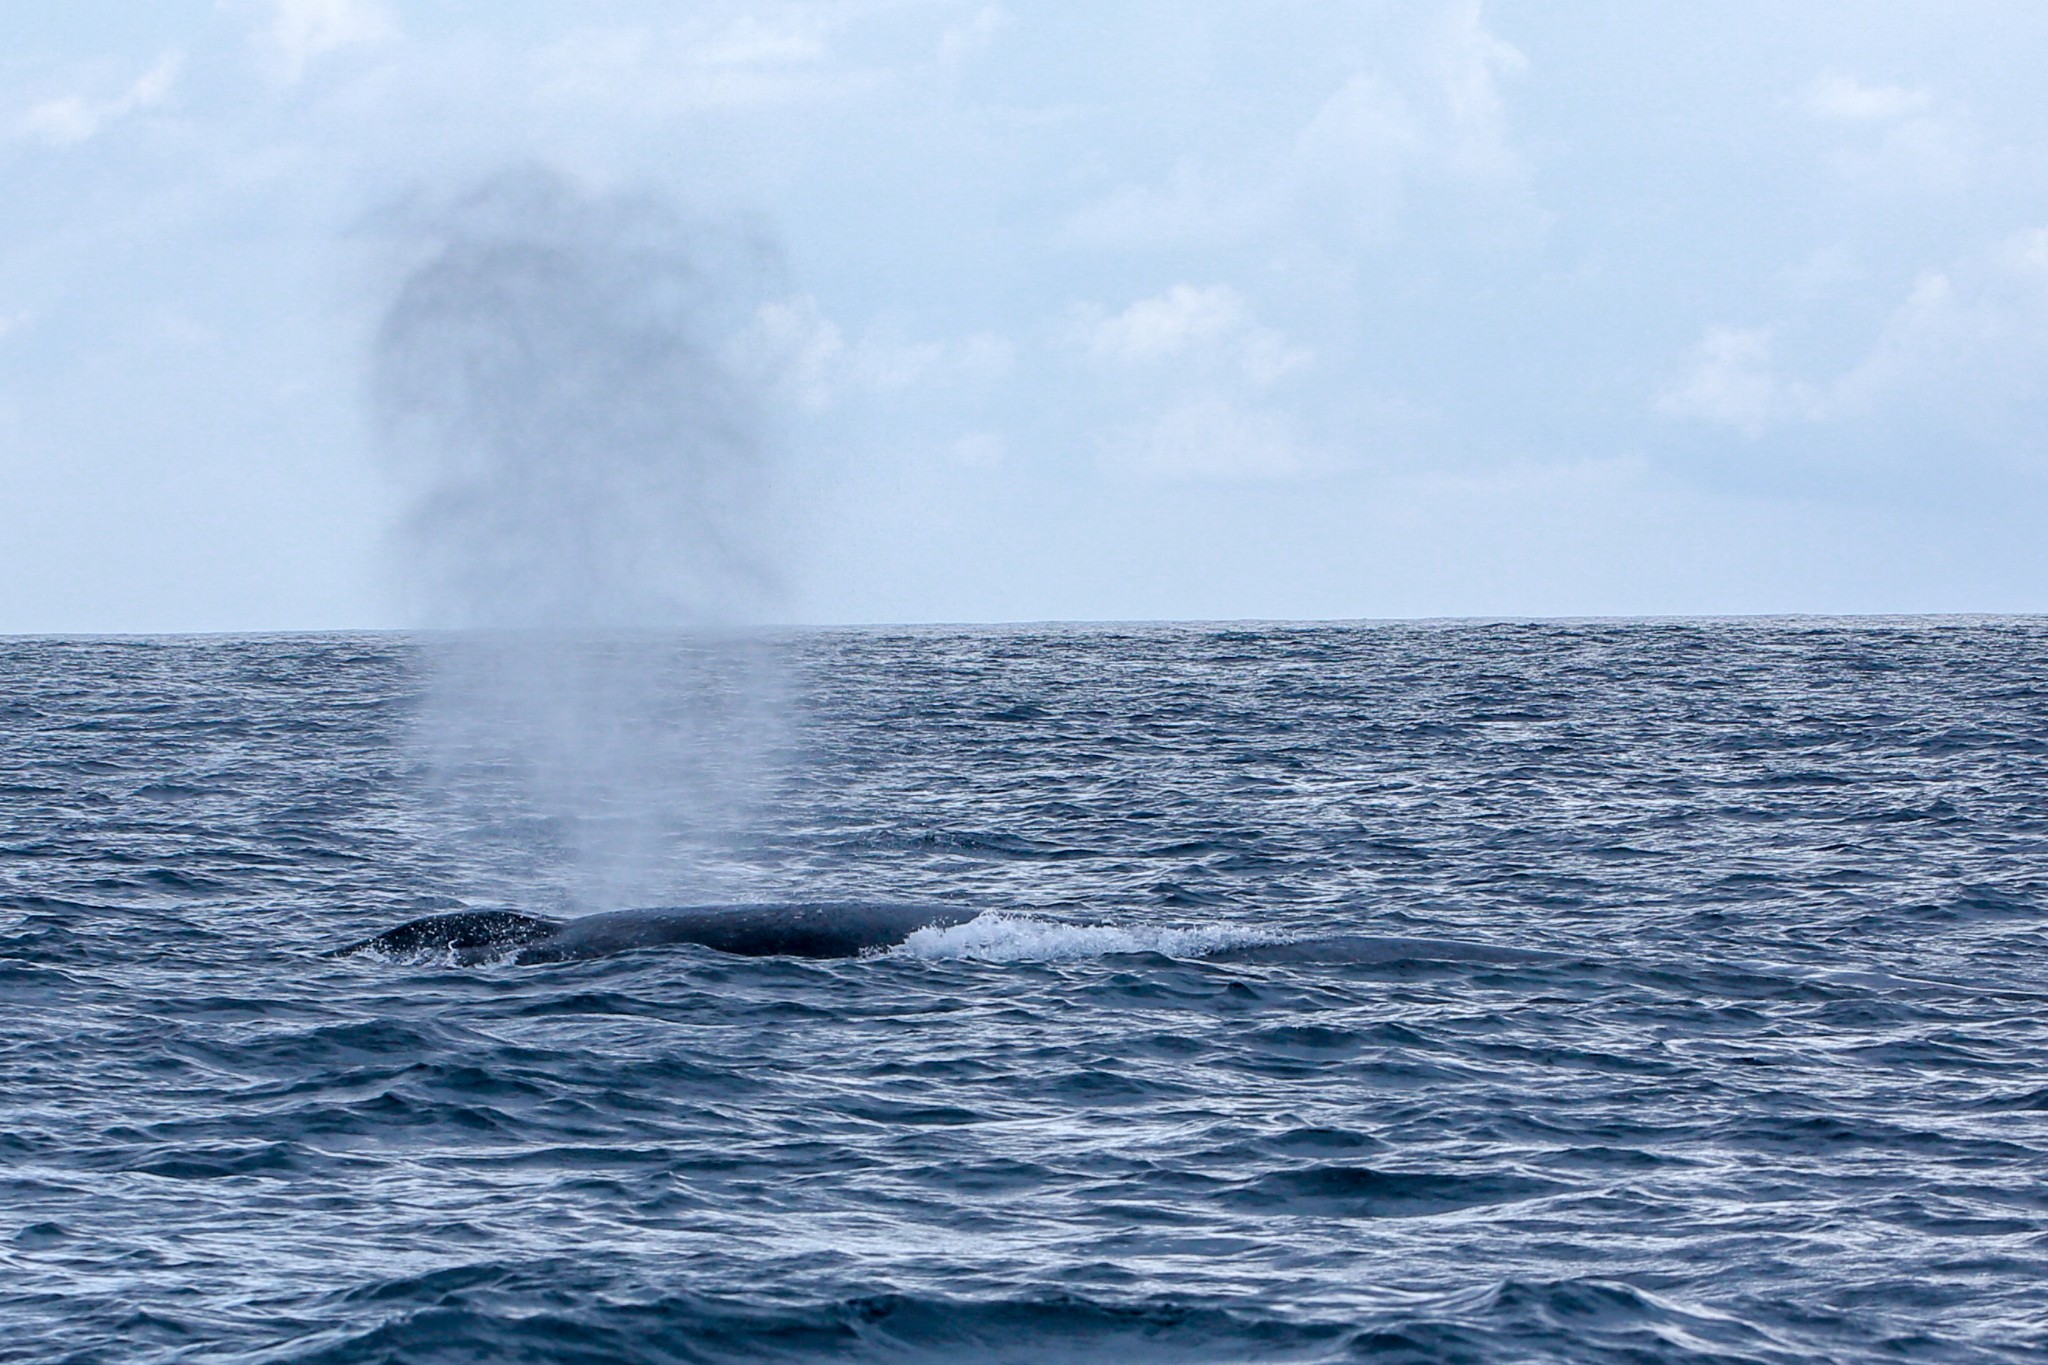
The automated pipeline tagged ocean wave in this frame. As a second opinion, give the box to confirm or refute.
[10,623,2048,1365]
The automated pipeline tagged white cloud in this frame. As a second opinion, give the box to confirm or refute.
[1063,160,1254,249]
[938,6,1008,70]
[1781,244,1866,302]
[1656,326,1819,438]
[1109,396,1320,482]
[1802,69,1967,194]
[1078,284,1321,482]
[1432,0,1530,181]
[741,295,1013,411]
[1074,284,1310,390]
[1833,230,2048,420]
[1804,72,1930,124]
[1662,229,2048,447]
[1068,3,1529,248]
[256,0,395,85]
[949,431,1006,468]
[1082,283,1244,362]
[1066,73,1425,247]
[1286,73,1427,236]
[537,11,883,113]
[13,53,180,146]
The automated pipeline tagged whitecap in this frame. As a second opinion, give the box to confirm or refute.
[891,913,1288,962]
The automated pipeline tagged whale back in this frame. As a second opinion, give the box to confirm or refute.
[514,903,980,962]
[330,903,981,964]
[327,909,564,962]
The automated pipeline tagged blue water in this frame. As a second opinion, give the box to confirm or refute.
[4,619,2047,1363]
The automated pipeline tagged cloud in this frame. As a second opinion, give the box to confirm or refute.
[1801,69,1967,194]
[13,53,180,146]
[1661,230,2048,453]
[1066,72,1423,247]
[1064,160,1255,249]
[256,0,396,85]
[1108,396,1319,482]
[537,11,884,113]
[1074,282,1324,482]
[1804,72,1930,124]
[1656,326,1818,438]
[1780,244,1866,303]
[741,295,1013,411]
[948,431,1006,468]
[1074,283,1310,390]
[938,6,1008,71]
[1285,73,1428,238]
[1081,283,1245,362]
[1431,0,1529,181]
[1832,230,2048,425]
[1068,2,1530,248]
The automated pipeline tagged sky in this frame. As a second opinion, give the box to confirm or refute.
[5,0,2048,632]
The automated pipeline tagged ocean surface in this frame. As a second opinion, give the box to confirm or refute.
[4,619,2047,1364]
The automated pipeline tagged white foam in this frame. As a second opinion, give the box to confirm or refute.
[891,913,1287,962]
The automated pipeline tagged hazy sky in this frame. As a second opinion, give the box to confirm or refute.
[6,1,2048,631]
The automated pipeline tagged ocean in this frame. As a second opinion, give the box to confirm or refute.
[4,618,2045,1363]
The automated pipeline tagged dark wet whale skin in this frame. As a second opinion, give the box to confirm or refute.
[329,903,984,964]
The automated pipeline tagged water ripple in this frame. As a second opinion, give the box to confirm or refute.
[2,621,2046,1362]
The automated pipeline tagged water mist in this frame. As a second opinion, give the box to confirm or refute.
[372,168,783,914]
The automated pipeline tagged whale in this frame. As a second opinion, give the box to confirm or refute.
[327,902,983,964]
[329,905,1559,969]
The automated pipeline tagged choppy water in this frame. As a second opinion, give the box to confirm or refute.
[4,619,2047,1363]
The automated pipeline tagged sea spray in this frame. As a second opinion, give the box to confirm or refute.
[370,168,784,911]
[894,913,1289,961]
